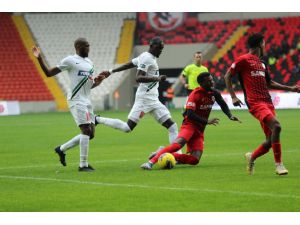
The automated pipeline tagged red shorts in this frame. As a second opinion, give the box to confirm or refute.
[177,123,204,152]
[249,102,276,136]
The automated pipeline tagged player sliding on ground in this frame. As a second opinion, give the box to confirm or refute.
[96,37,181,153]
[140,72,241,170]
[32,38,106,172]
[224,32,300,175]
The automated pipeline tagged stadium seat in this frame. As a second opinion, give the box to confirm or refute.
[0,13,54,101]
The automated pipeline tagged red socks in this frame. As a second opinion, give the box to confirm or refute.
[150,143,182,164]
[251,145,270,160]
[272,142,282,163]
[251,143,282,163]
[172,152,199,165]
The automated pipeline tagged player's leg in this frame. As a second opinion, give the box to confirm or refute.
[172,151,202,165]
[141,124,194,170]
[265,116,288,175]
[245,135,271,175]
[172,130,204,165]
[78,123,94,171]
[162,118,179,144]
[54,104,85,167]
[95,116,132,132]
[95,101,143,132]
[141,137,186,170]
[150,102,181,153]
[248,103,287,175]
[149,137,186,164]
[73,103,95,171]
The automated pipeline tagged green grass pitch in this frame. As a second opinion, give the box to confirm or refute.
[0,109,299,212]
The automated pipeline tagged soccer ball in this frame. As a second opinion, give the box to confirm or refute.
[158,153,176,169]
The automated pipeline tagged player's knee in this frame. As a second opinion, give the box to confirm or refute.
[89,133,95,140]
[273,122,281,133]
[264,142,271,150]
[190,157,200,165]
[190,151,202,165]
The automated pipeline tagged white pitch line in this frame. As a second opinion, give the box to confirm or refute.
[0,149,297,171]
[0,158,142,170]
[0,174,300,200]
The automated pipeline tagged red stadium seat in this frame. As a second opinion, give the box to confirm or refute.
[0,13,54,101]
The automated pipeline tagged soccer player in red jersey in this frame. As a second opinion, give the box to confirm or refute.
[224,33,300,175]
[140,72,241,170]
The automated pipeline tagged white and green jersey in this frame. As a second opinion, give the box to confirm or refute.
[57,54,94,106]
[132,52,160,101]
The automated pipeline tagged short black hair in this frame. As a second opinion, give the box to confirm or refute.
[149,36,163,46]
[247,33,264,49]
[74,37,87,48]
[197,72,211,85]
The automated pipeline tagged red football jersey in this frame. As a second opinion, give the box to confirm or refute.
[184,87,215,131]
[229,53,272,106]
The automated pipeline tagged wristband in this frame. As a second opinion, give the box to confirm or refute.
[108,69,113,74]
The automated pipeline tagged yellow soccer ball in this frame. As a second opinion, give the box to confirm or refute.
[158,153,176,169]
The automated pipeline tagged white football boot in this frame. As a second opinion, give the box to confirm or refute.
[245,152,255,175]
[140,162,153,170]
[275,163,288,175]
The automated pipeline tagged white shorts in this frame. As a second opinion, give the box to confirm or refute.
[128,99,171,124]
[69,103,95,126]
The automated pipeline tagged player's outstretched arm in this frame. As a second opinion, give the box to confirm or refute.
[91,74,106,89]
[135,70,166,83]
[214,90,242,123]
[224,70,243,107]
[268,80,300,93]
[32,46,61,77]
[106,61,136,76]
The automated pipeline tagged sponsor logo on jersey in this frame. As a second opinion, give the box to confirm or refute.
[250,71,265,77]
[148,12,185,32]
[199,104,213,109]
[78,70,92,76]
[186,102,195,107]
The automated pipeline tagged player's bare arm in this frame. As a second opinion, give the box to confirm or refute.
[214,90,241,123]
[32,46,61,77]
[91,74,106,89]
[268,80,300,93]
[224,70,243,107]
[136,70,166,83]
[99,61,137,78]
[179,74,189,89]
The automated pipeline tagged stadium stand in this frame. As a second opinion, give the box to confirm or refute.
[2,12,299,112]
[0,13,54,101]
[25,12,136,110]
[204,16,300,89]
[136,13,300,92]
[137,12,240,48]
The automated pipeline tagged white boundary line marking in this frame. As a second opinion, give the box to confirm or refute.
[0,174,300,200]
[0,159,141,170]
[0,149,297,170]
